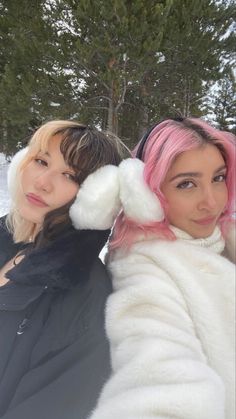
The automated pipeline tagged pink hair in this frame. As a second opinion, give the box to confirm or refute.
[111,118,236,249]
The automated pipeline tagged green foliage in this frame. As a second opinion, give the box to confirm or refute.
[0,0,80,154]
[57,0,174,135]
[203,67,236,133]
[0,0,235,154]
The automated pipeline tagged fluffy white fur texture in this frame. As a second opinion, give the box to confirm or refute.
[89,227,235,419]
[118,158,164,223]
[7,147,28,200]
[69,165,121,230]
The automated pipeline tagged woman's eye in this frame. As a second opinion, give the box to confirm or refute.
[176,180,195,189]
[214,174,226,182]
[63,172,77,182]
[34,158,47,166]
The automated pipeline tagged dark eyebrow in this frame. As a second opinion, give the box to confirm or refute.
[169,165,227,182]
[215,164,227,173]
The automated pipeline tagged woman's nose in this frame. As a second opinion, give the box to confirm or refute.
[198,187,217,211]
[34,172,53,192]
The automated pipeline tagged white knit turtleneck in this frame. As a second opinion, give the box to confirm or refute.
[170,225,225,254]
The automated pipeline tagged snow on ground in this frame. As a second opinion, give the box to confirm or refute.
[0,153,10,217]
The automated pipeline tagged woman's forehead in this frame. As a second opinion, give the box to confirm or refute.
[167,145,225,177]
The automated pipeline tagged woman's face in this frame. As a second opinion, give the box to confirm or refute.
[18,135,79,227]
[161,144,228,238]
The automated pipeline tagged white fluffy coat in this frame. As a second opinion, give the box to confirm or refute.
[90,226,235,419]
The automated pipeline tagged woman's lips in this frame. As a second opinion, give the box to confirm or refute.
[26,193,49,207]
[193,216,217,226]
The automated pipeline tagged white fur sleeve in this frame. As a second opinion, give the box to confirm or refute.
[89,251,225,419]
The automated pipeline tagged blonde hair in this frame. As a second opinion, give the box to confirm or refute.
[7,120,128,243]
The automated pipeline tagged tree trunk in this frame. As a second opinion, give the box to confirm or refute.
[107,98,119,134]
[107,79,120,134]
[138,106,149,140]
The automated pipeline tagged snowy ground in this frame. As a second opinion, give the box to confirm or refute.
[0,153,10,217]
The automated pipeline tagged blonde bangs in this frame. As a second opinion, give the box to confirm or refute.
[23,120,83,166]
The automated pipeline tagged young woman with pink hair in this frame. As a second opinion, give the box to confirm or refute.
[90,118,235,419]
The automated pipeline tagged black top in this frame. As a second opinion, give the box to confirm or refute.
[0,216,112,419]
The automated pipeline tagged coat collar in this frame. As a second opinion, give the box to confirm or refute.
[170,225,225,254]
[0,217,110,310]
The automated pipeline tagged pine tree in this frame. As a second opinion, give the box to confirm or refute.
[0,0,77,154]
[0,0,235,153]
[149,0,236,120]
[204,67,236,132]
[54,0,173,135]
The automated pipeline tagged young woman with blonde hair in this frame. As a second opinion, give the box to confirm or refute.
[0,120,126,419]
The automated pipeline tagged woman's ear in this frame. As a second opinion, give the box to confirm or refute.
[69,165,121,230]
[7,147,29,198]
[118,158,164,223]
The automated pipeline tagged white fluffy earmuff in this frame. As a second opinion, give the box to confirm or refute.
[7,148,164,229]
[69,165,121,230]
[7,147,29,199]
[118,158,164,223]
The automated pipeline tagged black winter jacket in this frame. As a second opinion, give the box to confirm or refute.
[0,217,112,419]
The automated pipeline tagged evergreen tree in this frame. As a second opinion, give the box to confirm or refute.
[53,0,174,135]
[0,0,235,153]
[204,67,236,132]
[0,0,77,154]
[150,0,235,119]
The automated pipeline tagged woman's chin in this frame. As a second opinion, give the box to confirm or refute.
[18,205,44,226]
